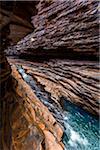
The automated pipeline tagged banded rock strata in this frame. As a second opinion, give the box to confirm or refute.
[0,0,99,149]
[9,58,100,117]
[6,0,99,60]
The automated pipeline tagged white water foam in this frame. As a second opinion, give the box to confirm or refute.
[64,119,89,149]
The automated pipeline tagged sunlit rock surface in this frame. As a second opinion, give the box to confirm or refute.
[11,64,63,150]
[7,57,99,150]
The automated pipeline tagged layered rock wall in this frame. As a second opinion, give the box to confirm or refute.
[6,0,99,60]
[0,1,99,150]
[9,58,100,117]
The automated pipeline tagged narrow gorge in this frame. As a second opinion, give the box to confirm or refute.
[0,1,99,150]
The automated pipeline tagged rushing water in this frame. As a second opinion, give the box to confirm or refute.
[63,99,99,150]
[17,65,99,150]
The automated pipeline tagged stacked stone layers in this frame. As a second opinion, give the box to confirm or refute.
[6,0,99,59]
[9,58,100,117]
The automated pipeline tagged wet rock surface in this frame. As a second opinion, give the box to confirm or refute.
[9,58,99,117]
[10,64,63,150]
[8,58,99,150]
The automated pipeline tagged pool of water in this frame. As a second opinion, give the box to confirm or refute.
[62,99,99,150]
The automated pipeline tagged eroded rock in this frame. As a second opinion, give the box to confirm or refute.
[5,0,99,60]
[11,65,64,150]
[9,58,99,117]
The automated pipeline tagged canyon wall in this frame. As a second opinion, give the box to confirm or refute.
[11,65,64,150]
[0,1,37,44]
[6,0,99,60]
[9,58,100,117]
[0,0,99,150]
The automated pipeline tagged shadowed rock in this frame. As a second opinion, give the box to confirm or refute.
[5,0,99,60]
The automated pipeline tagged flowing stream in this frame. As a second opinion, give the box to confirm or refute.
[17,64,99,150]
[62,99,99,150]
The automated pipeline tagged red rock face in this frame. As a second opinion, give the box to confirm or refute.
[0,1,99,150]
[6,0,99,60]
[11,65,64,150]
[9,58,100,117]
